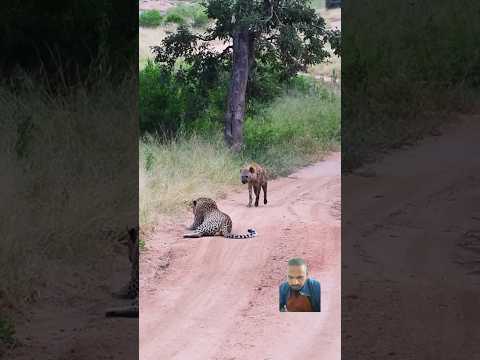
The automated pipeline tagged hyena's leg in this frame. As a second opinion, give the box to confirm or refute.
[248,182,253,207]
[262,182,268,205]
[254,185,260,207]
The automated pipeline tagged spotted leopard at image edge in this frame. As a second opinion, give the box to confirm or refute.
[105,226,139,318]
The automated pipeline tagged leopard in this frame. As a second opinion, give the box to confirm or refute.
[240,162,268,207]
[183,197,256,239]
[105,226,139,318]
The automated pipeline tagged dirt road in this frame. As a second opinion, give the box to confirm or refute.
[140,152,341,360]
[343,116,480,358]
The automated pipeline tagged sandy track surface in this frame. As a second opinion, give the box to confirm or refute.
[5,248,138,360]
[140,153,341,360]
[343,116,480,358]
[140,0,175,12]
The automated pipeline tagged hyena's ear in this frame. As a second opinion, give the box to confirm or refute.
[249,166,255,173]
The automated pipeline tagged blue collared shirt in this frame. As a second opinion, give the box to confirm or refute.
[279,277,321,312]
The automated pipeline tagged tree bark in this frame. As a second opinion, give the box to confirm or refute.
[224,29,253,152]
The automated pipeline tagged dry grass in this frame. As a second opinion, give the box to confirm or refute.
[139,23,230,69]
[139,25,171,69]
[0,74,137,305]
[307,49,341,81]
[308,3,341,85]
[139,133,242,225]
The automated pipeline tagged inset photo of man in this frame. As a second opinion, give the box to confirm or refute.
[279,258,321,312]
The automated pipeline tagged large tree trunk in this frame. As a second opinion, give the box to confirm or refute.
[224,29,254,152]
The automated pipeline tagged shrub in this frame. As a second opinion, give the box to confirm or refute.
[243,84,340,176]
[164,4,209,27]
[140,61,230,136]
[139,61,188,135]
[192,11,209,28]
[139,10,163,27]
[164,13,186,25]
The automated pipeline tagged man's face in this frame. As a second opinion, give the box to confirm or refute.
[287,265,307,290]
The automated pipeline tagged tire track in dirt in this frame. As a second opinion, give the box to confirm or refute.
[342,116,480,358]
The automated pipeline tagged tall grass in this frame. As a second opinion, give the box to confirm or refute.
[140,133,240,224]
[342,0,480,171]
[243,87,340,176]
[0,73,137,305]
[140,80,340,225]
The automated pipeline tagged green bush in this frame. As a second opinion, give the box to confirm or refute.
[168,4,202,18]
[140,60,230,136]
[139,10,163,27]
[192,11,209,28]
[164,4,209,27]
[243,85,340,176]
[164,13,186,25]
[247,63,283,104]
[139,61,188,135]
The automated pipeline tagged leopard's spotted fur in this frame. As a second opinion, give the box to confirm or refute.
[184,197,256,239]
[105,227,139,318]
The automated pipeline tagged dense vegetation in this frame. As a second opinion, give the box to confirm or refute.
[152,0,340,151]
[139,60,340,224]
[140,10,164,27]
[139,4,209,28]
[139,0,341,223]
[0,0,137,334]
[0,1,137,83]
[342,0,480,171]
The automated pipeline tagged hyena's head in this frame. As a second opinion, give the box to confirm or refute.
[240,165,257,184]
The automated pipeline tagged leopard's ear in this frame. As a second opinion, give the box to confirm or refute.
[249,166,255,173]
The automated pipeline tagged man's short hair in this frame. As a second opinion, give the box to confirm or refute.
[287,258,307,270]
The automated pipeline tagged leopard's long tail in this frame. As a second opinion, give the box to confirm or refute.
[224,228,257,239]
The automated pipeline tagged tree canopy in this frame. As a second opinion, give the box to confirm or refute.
[153,0,341,84]
[152,0,341,150]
